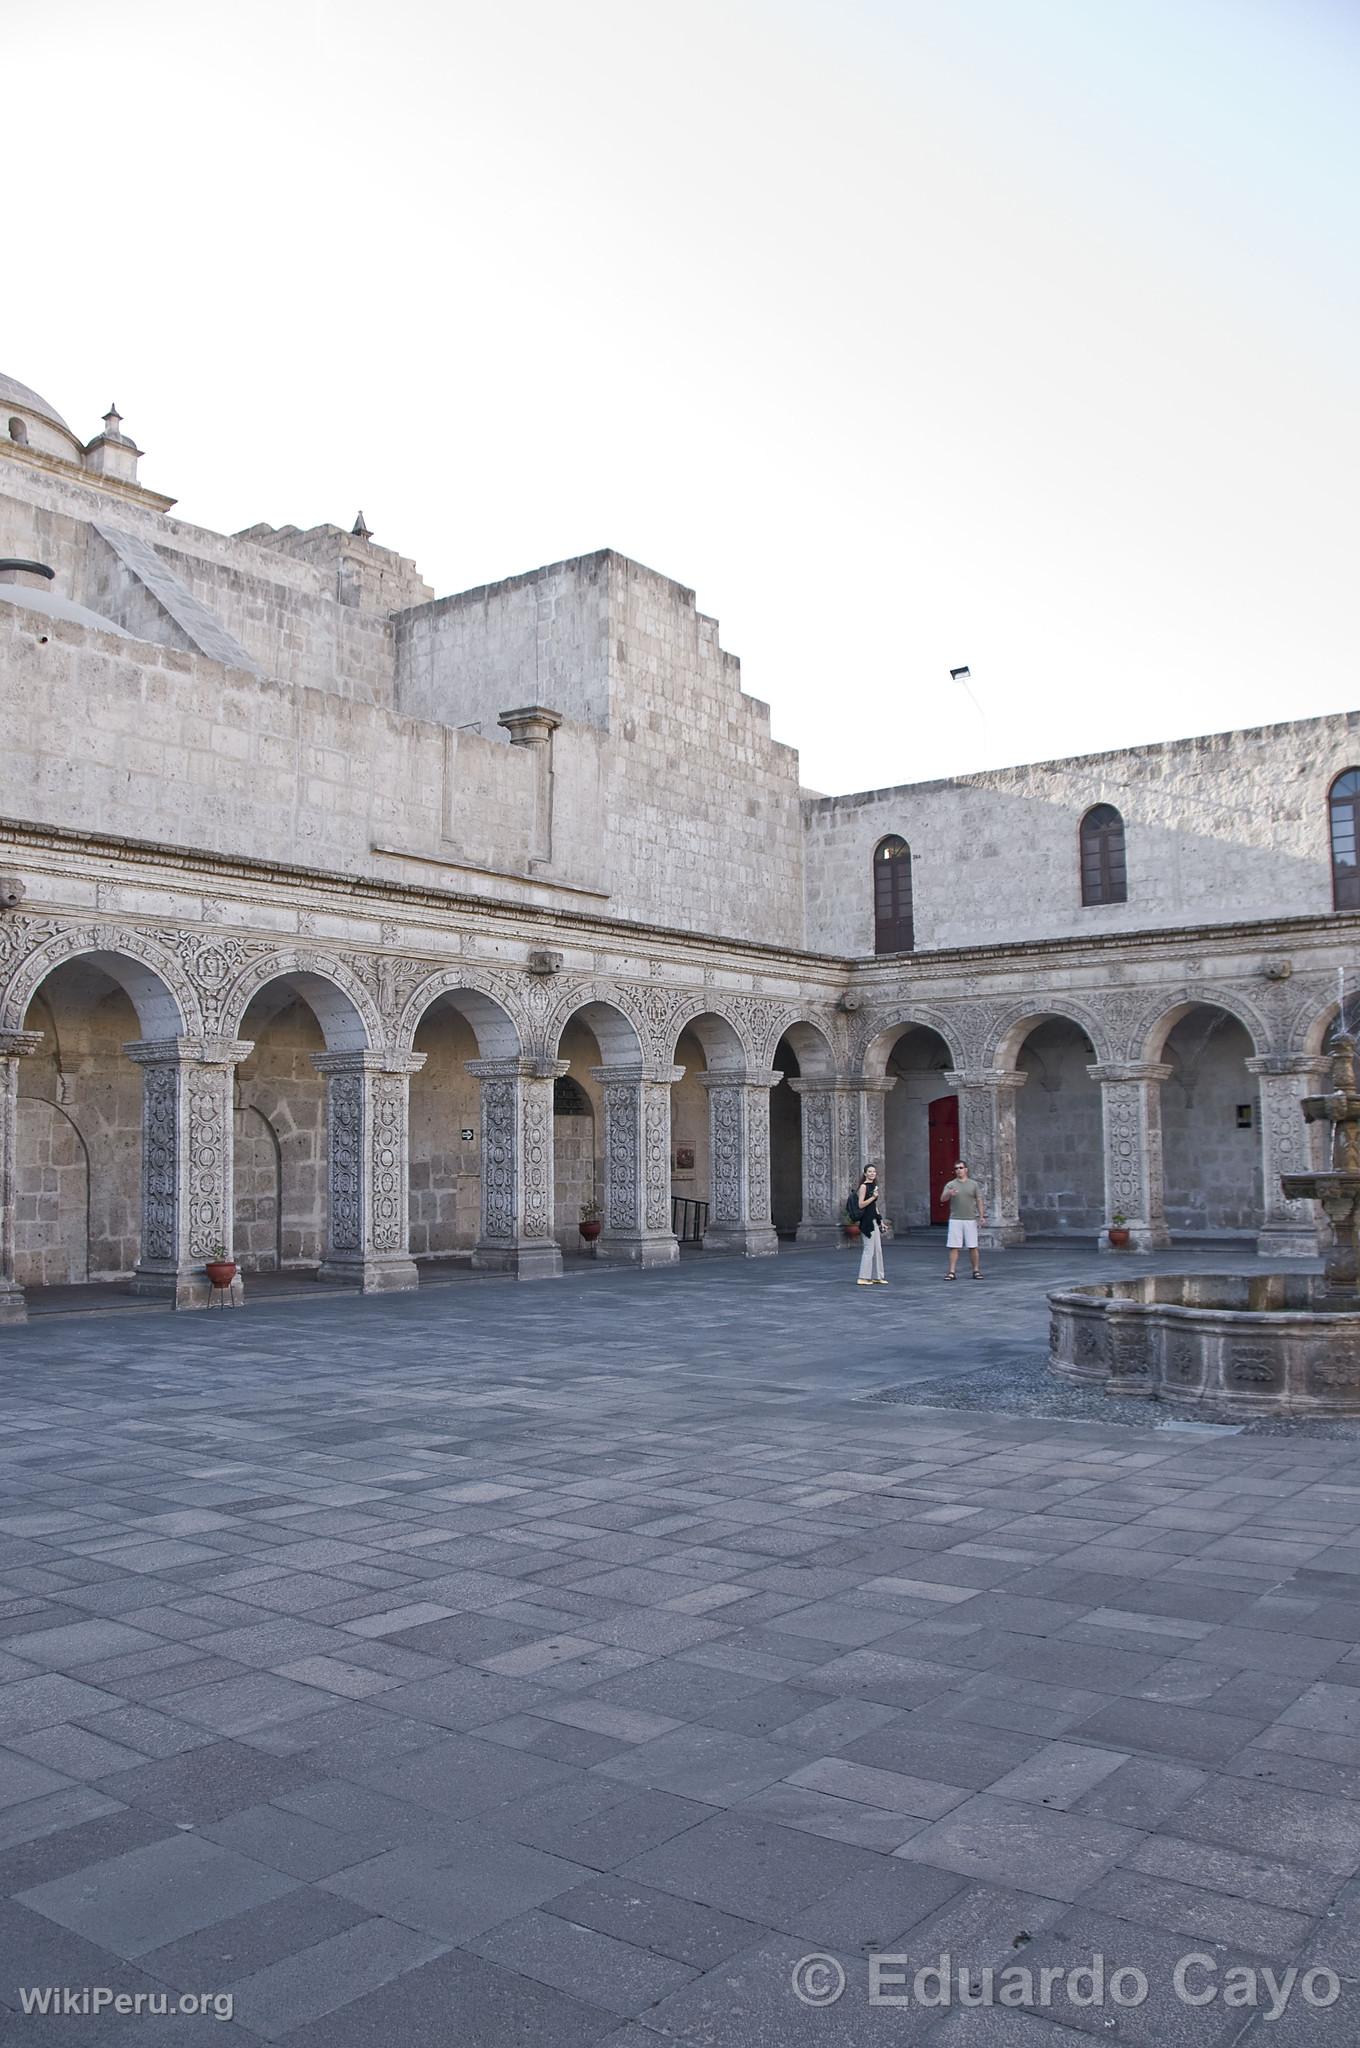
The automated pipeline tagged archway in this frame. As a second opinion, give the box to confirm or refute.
[14,951,186,1301]
[880,1025,956,1231]
[1009,1015,1103,1236]
[771,1021,835,1239]
[405,987,520,1266]
[234,971,372,1278]
[550,1000,672,1261]
[1150,1003,1260,1237]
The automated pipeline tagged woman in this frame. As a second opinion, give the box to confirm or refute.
[856,1164,887,1286]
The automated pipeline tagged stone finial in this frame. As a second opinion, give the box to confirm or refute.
[351,511,372,540]
[103,403,124,440]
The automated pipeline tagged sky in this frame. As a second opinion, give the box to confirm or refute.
[6,0,1357,796]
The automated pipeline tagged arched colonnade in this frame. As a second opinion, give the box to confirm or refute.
[0,933,1342,1323]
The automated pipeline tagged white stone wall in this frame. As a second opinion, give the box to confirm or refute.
[803,716,1360,956]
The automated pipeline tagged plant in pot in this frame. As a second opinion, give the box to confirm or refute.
[1107,1212,1131,1250]
[578,1200,603,1244]
[204,1242,238,1287]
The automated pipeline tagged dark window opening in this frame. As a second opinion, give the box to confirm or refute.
[1330,770,1360,911]
[873,835,915,954]
[553,1075,591,1116]
[1079,804,1127,906]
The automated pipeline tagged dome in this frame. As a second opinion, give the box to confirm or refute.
[1,374,83,461]
[0,374,73,435]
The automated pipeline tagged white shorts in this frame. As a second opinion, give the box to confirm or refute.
[947,1219,979,1249]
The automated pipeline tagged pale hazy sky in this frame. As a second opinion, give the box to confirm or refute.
[7,0,1356,795]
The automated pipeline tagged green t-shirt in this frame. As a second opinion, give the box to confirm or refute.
[942,1178,981,1220]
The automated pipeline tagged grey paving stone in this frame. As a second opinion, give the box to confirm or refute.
[894,1794,1138,1902]
[637,1933,901,2047]
[0,1675,120,1738]
[1162,1774,1360,1877]
[224,1913,451,2039]
[772,1857,965,1953]
[0,1619,168,1670]
[542,1874,766,1968]
[320,1824,594,1940]
[0,1806,178,1898]
[593,1725,799,1804]
[17,1833,297,1957]
[492,1781,709,1868]
[94,1739,322,1825]
[620,1810,878,1918]
[1086,1865,1315,1959]
[1069,1694,1265,1764]
[0,1898,173,2017]
[1071,1756,1206,1828]
[275,1946,617,2048]
[1128,1833,1338,1913]
[357,1730,575,1818]
[135,1884,370,1988]
[471,1907,698,2016]
[838,1720,1039,1792]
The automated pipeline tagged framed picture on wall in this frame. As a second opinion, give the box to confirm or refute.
[674,1144,695,1171]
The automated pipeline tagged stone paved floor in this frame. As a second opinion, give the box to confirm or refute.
[1,1240,1359,2044]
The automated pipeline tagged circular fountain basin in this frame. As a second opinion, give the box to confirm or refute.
[1048,1273,1360,1417]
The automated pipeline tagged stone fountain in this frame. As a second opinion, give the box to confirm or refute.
[1047,1033,1360,1417]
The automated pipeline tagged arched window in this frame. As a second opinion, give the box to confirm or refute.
[1330,771,1360,911]
[553,1074,591,1116]
[1079,805,1127,906]
[873,836,915,954]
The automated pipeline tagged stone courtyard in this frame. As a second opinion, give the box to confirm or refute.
[2,1243,1360,2044]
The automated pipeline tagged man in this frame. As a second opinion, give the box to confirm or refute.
[940,1160,986,1280]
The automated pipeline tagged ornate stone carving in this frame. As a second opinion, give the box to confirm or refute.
[312,1051,423,1288]
[326,1070,364,1253]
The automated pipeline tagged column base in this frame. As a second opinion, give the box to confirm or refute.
[0,1283,27,1327]
[599,1233,680,1267]
[473,1241,563,1280]
[980,1223,1024,1250]
[317,1257,420,1293]
[796,1221,846,1247]
[702,1223,779,1258]
[130,1265,224,1310]
[1256,1224,1324,1260]
[1098,1224,1170,1253]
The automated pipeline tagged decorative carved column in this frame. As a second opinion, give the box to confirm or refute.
[1248,1055,1330,1258]
[1087,1062,1173,1251]
[591,1062,682,1265]
[0,1031,44,1326]
[467,1057,566,1280]
[126,1037,255,1307]
[944,1069,1027,1248]
[699,1069,781,1257]
[788,1074,891,1245]
[312,1051,425,1292]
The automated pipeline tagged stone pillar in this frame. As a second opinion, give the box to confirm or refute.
[945,1069,1027,1248]
[467,1057,566,1280]
[312,1051,425,1292]
[699,1069,781,1257]
[126,1037,255,1308]
[1087,1062,1173,1251]
[789,1075,864,1244]
[591,1062,682,1265]
[1248,1055,1330,1258]
[0,1031,44,1326]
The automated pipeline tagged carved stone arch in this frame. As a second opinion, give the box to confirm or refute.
[855,1005,966,1079]
[1129,983,1269,1065]
[0,921,200,1037]
[989,997,1113,1070]
[394,966,528,1059]
[769,1012,839,1078]
[1290,975,1351,1057]
[666,995,760,1070]
[544,980,652,1062]
[219,947,382,1050]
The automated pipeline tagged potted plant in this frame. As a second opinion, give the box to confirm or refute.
[1107,1213,1131,1250]
[578,1201,603,1244]
[841,1218,861,1240]
[204,1243,238,1288]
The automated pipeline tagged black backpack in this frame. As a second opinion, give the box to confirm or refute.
[845,1187,862,1224]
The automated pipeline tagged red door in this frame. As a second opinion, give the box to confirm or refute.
[928,1096,959,1224]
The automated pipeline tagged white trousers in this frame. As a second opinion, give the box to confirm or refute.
[858,1226,884,1280]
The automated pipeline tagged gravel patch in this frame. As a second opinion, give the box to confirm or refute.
[859,1352,1360,1440]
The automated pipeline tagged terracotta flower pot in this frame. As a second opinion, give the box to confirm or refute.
[204,1260,238,1287]
[842,1222,861,1240]
[578,1220,602,1242]
[1107,1228,1131,1250]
